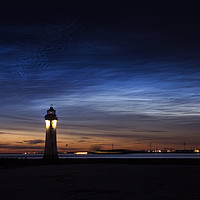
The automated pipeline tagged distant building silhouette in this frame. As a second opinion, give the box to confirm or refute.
[43,107,58,159]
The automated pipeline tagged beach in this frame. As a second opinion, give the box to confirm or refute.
[1,162,200,200]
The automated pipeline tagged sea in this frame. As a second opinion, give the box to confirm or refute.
[0,153,200,159]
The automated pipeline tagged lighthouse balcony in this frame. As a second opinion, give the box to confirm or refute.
[45,114,58,120]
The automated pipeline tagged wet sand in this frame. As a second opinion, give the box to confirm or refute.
[1,163,200,200]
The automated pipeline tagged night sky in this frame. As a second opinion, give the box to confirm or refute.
[1,1,200,152]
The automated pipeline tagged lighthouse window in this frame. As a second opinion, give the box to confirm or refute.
[48,111,55,114]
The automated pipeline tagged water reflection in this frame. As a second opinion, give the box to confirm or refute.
[0,153,200,159]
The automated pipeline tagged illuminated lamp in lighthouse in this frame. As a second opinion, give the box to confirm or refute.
[43,106,58,159]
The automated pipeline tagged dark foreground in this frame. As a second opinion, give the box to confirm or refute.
[1,159,200,200]
[2,158,200,166]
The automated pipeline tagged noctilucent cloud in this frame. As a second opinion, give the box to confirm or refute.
[1,1,200,152]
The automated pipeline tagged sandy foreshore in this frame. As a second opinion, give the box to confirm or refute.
[1,161,200,200]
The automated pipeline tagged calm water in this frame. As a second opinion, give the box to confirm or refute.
[0,153,200,159]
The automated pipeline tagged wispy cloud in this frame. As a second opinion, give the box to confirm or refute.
[0,143,43,150]
[23,139,44,145]
[78,140,86,143]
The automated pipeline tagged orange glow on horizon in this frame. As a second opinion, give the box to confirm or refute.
[0,127,199,153]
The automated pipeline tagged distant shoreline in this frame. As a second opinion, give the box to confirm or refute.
[0,150,199,154]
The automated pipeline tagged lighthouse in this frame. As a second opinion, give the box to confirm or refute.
[43,106,58,159]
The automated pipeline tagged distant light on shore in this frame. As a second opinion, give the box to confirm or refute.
[74,152,88,155]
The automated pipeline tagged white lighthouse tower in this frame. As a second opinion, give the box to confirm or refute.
[43,106,58,159]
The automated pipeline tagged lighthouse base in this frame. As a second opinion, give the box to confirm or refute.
[43,154,59,160]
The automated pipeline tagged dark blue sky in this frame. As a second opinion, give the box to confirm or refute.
[1,1,200,152]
